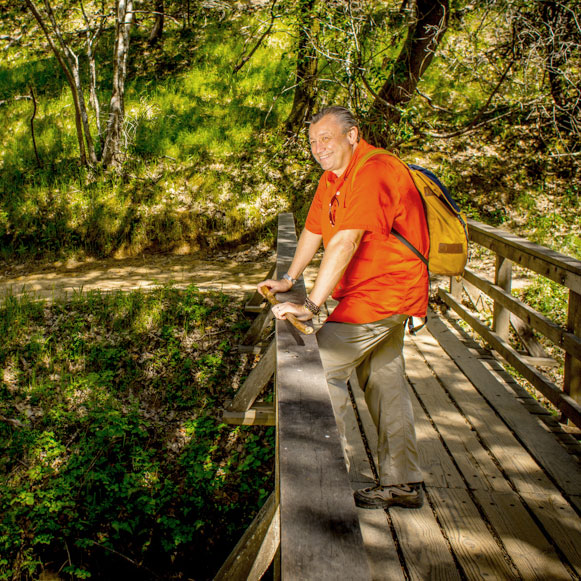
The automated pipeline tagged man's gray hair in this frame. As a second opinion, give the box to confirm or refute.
[309,106,360,135]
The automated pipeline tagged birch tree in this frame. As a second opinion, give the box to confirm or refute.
[24,0,134,169]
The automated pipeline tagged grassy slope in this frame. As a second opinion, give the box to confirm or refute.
[0,4,578,263]
[0,7,319,264]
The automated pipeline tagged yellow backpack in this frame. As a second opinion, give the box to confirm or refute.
[353,149,469,276]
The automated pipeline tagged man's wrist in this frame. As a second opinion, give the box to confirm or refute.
[303,296,320,315]
[282,273,297,287]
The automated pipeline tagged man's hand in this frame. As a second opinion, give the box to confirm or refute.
[257,277,293,297]
[271,301,313,322]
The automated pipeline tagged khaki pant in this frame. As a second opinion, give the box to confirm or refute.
[317,314,422,487]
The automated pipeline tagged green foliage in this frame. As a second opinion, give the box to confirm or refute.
[0,285,273,580]
[519,277,569,327]
[0,9,299,261]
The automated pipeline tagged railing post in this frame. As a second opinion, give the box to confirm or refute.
[450,275,462,301]
[493,255,512,340]
[564,290,581,407]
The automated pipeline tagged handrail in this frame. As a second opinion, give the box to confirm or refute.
[216,213,371,580]
[467,220,581,292]
[274,213,371,580]
[441,218,581,427]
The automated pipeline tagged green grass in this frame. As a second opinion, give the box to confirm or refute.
[0,12,304,262]
[0,285,274,580]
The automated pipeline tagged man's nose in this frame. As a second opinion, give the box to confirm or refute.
[312,140,326,155]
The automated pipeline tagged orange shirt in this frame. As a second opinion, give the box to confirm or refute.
[305,139,429,324]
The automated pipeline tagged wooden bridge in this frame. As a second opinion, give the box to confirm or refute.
[216,213,581,580]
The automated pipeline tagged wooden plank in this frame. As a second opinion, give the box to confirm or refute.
[389,497,463,581]
[356,508,406,581]
[275,213,371,580]
[429,487,519,580]
[222,404,275,426]
[350,370,465,491]
[325,378,404,578]
[520,492,581,577]
[424,312,581,497]
[564,290,581,404]
[405,344,512,493]
[410,389,467,491]
[493,255,512,340]
[416,320,565,493]
[228,340,275,412]
[241,303,274,346]
[214,492,279,581]
[463,268,581,360]
[510,313,552,358]
[472,490,572,580]
[237,344,265,355]
[349,376,461,579]
[245,263,275,312]
[467,220,581,294]
[439,287,581,427]
[519,354,560,368]
[247,502,280,581]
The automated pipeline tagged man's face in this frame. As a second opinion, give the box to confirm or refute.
[309,115,358,177]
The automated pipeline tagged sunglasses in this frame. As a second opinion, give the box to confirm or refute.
[328,191,341,226]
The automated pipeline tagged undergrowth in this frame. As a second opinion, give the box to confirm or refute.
[0,285,274,580]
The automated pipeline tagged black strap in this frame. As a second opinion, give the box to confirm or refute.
[392,228,428,267]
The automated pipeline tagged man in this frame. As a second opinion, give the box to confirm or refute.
[257,106,429,509]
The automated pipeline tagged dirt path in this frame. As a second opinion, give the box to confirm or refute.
[0,250,275,302]
[0,248,322,302]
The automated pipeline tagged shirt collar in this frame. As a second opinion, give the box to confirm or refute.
[324,138,372,186]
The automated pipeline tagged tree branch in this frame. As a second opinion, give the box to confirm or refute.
[233,0,278,74]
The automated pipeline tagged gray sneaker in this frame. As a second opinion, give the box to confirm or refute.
[354,483,424,509]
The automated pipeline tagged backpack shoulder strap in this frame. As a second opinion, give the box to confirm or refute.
[350,148,428,266]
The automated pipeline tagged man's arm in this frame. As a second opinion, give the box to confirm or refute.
[268,228,365,321]
[257,228,323,295]
[309,228,364,305]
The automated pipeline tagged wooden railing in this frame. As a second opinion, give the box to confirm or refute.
[216,213,371,580]
[439,218,581,428]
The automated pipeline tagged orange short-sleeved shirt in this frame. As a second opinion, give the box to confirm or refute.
[305,139,429,324]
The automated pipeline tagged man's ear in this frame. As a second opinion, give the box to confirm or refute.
[347,127,358,145]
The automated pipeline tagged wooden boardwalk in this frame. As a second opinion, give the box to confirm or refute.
[339,308,581,581]
[219,213,581,580]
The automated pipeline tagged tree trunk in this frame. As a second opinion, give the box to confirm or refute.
[148,0,164,46]
[285,0,319,134]
[365,0,449,145]
[25,0,89,165]
[541,0,580,138]
[102,0,134,169]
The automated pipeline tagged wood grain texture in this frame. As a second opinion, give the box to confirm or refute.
[405,344,511,493]
[275,213,371,580]
[214,493,278,581]
[429,487,520,580]
[473,490,572,580]
[463,268,581,360]
[424,311,581,497]
[349,374,461,580]
[228,340,275,412]
[520,491,581,577]
[467,220,581,293]
[439,287,581,426]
